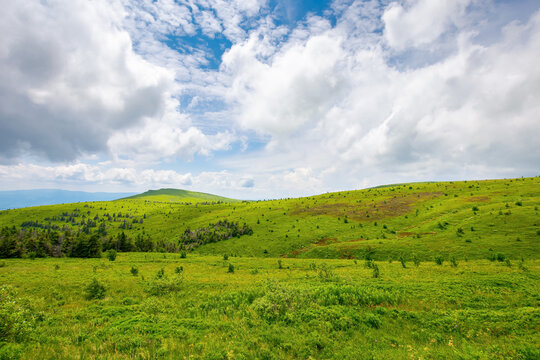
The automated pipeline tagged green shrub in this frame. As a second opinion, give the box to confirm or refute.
[412,254,420,267]
[505,259,512,267]
[85,278,106,300]
[228,263,235,273]
[450,257,458,267]
[143,271,182,296]
[496,253,506,262]
[180,251,187,259]
[278,260,283,269]
[106,249,117,261]
[0,286,35,342]
[364,313,382,329]
[175,266,183,274]
[435,255,444,265]
[317,263,336,282]
[130,266,138,276]
[223,254,228,260]
[372,263,380,278]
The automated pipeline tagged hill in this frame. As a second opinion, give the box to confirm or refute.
[120,188,240,203]
[0,176,538,261]
[0,189,135,210]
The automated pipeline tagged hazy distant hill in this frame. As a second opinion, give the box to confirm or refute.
[121,188,240,203]
[0,189,136,210]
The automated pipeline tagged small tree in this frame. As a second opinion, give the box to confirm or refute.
[435,255,444,265]
[228,263,235,273]
[85,278,106,300]
[107,249,117,261]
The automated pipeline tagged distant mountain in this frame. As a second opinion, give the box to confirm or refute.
[0,189,136,210]
[121,188,239,203]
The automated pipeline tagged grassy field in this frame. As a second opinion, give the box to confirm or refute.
[1,177,539,359]
[1,254,538,359]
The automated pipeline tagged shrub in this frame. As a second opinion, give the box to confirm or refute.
[472,206,479,212]
[488,254,496,262]
[450,257,458,267]
[175,266,183,274]
[130,266,138,276]
[228,263,235,273]
[106,249,117,261]
[223,254,228,260]
[143,274,183,296]
[317,263,337,282]
[364,313,382,329]
[372,263,380,278]
[496,253,506,262]
[278,260,283,269]
[505,259,512,267]
[0,286,35,342]
[179,251,187,259]
[85,278,106,300]
[412,254,420,267]
[435,255,444,265]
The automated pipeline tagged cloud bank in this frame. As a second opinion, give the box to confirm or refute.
[0,0,538,198]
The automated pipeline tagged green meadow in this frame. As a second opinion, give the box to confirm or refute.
[1,177,539,359]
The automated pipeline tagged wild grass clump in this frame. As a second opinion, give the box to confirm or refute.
[317,263,337,282]
[435,255,444,265]
[143,269,183,296]
[450,257,458,267]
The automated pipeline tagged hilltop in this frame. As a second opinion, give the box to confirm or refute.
[121,188,240,203]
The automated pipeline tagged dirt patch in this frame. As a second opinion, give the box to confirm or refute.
[465,196,490,202]
[291,192,443,221]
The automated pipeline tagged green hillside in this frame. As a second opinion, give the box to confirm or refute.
[120,188,240,203]
[0,176,539,261]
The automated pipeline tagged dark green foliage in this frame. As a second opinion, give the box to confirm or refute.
[85,278,106,300]
[130,266,138,276]
[450,257,458,267]
[399,255,407,268]
[278,259,283,269]
[372,263,380,278]
[179,250,187,259]
[175,266,183,274]
[179,219,253,251]
[107,249,117,261]
[497,253,506,262]
[412,254,420,267]
[435,255,444,265]
[143,269,182,296]
[223,254,228,260]
[228,263,234,273]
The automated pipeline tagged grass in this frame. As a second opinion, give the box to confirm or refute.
[0,254,538,359]
[0,176,539,358]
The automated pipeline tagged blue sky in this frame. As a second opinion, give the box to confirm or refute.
[0,0,539,199]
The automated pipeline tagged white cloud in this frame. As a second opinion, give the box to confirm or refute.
[383,0,473,50]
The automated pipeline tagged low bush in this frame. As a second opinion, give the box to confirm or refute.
[85,278,106,300]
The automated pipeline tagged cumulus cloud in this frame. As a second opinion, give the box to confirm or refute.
[383,0,473,50]
[1,0,539,197]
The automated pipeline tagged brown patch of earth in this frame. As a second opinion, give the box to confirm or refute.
[291,192,443,221]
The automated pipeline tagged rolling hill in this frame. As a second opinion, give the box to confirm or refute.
[0,176,538,260]
[120,188,240,203]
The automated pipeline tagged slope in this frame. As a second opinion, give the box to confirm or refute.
[0,177,538,261]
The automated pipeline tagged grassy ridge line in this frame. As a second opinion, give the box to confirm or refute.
[120,188,241,203]
[0,177,539,260]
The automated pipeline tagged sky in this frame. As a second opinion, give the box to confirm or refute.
[0,0,539,199]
